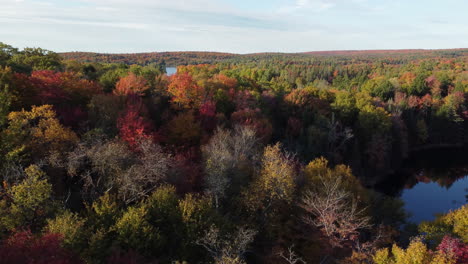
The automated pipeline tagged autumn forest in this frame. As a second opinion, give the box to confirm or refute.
[0,43,467,264]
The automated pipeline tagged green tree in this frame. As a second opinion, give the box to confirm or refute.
[86,192,121,229]
[362,77,395,101]
[178,193,219,260]
[81,193,122,262]
[357,104,392,138]
[145,185,183,257]
[0,165,58,234]
[331,90,357,123]
[113,205,160,253]
[409,73,430,96]
[46,210,88,253]
[9,47,62,73]
[0,42,19,66]
[0,67,13,127]
[99,67,128,93]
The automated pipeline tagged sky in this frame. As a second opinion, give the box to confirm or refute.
[1,0,467,54]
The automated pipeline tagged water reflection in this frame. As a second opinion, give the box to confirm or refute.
[404,167,468,190]
[375,147,468,223]
[401,172,467,223]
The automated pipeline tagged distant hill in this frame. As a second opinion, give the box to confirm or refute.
[59,51,238,66]
[60,48,468,66]
[302,49,468,55]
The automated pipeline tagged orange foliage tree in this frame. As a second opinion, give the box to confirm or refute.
[167,72,207,109]
[211,74,238,90]
[113,73,150,96]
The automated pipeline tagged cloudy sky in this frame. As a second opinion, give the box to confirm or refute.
[1,0,467,53]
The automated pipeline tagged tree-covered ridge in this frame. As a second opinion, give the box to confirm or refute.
[59,49,468,67]
[0,42,467,263]
[60,51,238,67]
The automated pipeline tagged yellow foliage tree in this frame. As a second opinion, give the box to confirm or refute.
[303,157,368,203]
[419,204,468,243]
[244,143,296,214]
[46,210,87,251]
[373,238,456,264]
[166,111,202,145]
[2,104,78,162]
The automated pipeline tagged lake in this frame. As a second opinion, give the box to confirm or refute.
[166,67,177,76]
[376,147,468,223]
[401,174,467,223]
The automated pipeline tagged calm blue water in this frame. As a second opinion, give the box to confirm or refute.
[166,67,177,76]
[401,175,467,223]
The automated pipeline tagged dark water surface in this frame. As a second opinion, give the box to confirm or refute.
[376,147,468,223]
[401,174,467,223]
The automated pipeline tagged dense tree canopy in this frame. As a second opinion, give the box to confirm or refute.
[0,43,466,263]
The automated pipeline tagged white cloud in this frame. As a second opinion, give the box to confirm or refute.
[296,0,309,7]
[279,0,337,14]
[95,6,118,12]
[0,0,467,53]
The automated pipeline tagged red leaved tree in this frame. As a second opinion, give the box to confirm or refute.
[199,100,217,131]
[31,70,101,105]
[117,96,157,148]
[234,90,257,110]
[15,70,102,127]
[0,230,82,264]
[231,108,272,143]
[106,250,143,264]
[437,235,468,264]
[170,147,203,194]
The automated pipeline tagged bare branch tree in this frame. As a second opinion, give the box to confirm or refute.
[202,125,259,208]
[118,138,172,204]
[301,176,371,248]
[64,137,172,203]
[65,138,134,201]
[196,225,257,264]
[231,125,260,164]
[1,162,26,185]
[279,245,306,264]
[203,128,232,208]
[353,224,387,257]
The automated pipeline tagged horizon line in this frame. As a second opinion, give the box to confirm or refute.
[59,47,468,56]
